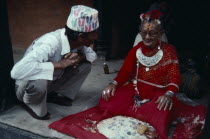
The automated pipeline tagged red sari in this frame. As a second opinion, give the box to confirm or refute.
[49,42,206,139]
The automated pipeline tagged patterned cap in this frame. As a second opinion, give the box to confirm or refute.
[67,5,99,32]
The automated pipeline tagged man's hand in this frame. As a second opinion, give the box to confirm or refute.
[66,52,85,62]
[53,52,85,69]
[102,83,117,101]
[64,53,78,59]
[59,53,80,68]
[155,94,173,111]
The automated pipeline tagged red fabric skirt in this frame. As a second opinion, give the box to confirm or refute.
[49,83,206,139]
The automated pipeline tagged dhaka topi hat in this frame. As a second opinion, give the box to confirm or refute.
[67,5,99,32]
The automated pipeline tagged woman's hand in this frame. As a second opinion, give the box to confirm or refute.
[155,94,173,111]
[102,83,117,101]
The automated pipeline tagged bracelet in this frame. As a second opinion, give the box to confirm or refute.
[165,91,174,98]
[110,80,118,86]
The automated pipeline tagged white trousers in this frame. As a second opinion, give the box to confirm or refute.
[15,62,91,117]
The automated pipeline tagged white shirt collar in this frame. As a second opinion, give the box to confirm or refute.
[60,28,71,55]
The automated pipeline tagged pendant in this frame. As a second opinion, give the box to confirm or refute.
[145,67,149,71]
[134,94,141,106]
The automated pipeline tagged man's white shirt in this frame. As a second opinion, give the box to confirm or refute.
[11,28,97,84]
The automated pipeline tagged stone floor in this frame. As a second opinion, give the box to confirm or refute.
[0,47,209,139]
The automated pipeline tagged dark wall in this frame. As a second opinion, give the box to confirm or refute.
[106,0,155,59]
[170,0,209,53]
[170,0,209,76]
[0,0,17,112]
[100,0,209,61]
[94,0,153,60]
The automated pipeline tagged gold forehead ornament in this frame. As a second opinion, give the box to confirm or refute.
[146,23,152,29]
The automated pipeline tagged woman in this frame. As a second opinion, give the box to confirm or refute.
[49,10,206,139]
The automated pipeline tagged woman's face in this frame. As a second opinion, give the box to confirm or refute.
[140,21,162,48]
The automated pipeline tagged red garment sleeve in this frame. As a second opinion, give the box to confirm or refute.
[166,45,181,94]
[114,46,139,86]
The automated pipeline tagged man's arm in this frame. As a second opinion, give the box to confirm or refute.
[81,46,97,63]
[11,43,55,80]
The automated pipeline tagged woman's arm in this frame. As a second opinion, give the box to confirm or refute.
[113,46,139,86]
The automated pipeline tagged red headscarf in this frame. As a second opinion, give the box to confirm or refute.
[140,10,163,21]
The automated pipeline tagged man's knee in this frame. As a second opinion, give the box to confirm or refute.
[23,80,48,104]
[26,80,48,94]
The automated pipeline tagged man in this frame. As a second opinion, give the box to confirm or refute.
[11,5,99,120]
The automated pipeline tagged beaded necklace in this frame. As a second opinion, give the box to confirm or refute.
[132,42,163,111]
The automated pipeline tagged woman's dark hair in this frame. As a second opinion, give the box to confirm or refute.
[64,25,88,41]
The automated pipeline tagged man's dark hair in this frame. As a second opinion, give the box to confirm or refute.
[64,25,88,41]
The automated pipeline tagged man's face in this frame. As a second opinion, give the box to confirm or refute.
[82,31,98,47]
[140,21,161,48]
